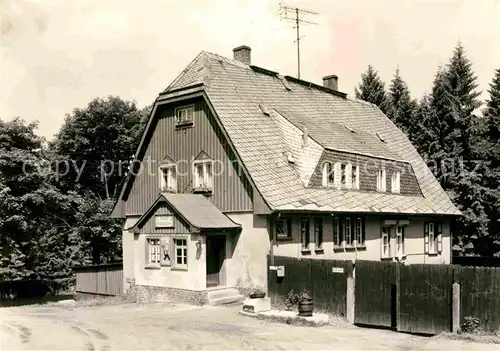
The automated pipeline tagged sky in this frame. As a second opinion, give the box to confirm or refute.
[1,0,499,140]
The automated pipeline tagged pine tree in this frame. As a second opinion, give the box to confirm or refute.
[410,94,433,157]
[355,65,388,113]
[439,43,488,255]
[386,68,417,138]
[483,68,500,256]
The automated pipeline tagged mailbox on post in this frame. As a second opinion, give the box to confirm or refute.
[276,266,285,277]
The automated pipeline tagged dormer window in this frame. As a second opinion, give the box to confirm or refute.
[159,164,177,192]
[175,105,194,127]
[391,171,401,194]
[377,169,386,192]
[322,162,336,187]
[193,160,213,191]
[352,165,360,190]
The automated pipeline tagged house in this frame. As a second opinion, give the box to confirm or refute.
[111,45,461,304]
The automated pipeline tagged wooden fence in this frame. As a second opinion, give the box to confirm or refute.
[267,255,353,317]
[73,262,123,296]
[267,256,500,334]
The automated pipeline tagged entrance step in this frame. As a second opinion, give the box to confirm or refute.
[207,286,244,306]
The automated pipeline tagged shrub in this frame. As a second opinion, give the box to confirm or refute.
[461,316,481,334]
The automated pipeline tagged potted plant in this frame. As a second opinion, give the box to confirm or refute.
[297,289,314,317]
[248,286,266,299]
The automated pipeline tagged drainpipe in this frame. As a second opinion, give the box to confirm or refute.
[270,212,278,266]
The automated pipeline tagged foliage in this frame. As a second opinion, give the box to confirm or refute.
[460,316,481,334]
[386,68,417,137]
[284,289,311,310]
[51,96,150,200]
[355,65,388,113]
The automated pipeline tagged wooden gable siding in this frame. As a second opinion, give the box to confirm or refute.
[138,203,191,234]
[308,150,423,196]
[126,98,254,215]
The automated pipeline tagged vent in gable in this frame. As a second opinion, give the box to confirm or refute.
[376,132,385,142]
[259,104,271,116]
[285,152,295,164]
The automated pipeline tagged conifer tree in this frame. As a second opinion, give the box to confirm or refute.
[386,68,417,138]
[355,65,388,113]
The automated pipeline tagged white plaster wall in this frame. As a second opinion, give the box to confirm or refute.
[122,216,141,293]
[134,233,206,291]
[225,212,270,290]
[272,215,452,264]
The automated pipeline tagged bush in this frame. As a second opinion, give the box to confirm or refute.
[461,316,481,334]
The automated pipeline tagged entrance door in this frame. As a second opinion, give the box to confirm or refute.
[206,236,226,287]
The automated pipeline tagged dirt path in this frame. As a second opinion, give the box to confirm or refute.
[1,302,497,350]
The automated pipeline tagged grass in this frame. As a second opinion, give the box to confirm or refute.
[435,331,500,345]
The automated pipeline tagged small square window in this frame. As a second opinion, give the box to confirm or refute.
[173,238,188,267]
[159,165,177,192]
[193,161,213,190]
[147,238,161,265]
[175,106,194,126]
[276,218,292,239]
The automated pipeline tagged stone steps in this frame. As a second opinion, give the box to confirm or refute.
[207,286,244,306]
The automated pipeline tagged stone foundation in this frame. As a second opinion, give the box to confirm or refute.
[135,285,208,305]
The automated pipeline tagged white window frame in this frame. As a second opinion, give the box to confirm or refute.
[193,160,213,189]
[381,227,391,259]
[300,217,310,250]
[173,238,188,269]
[428,222,436,254]
[175,105,194,126]
[276,218,292,239]
[352,165,360,190]
[333,216,342,247]
[159,164,177,192]
[391,171,401,194]
[354,218,364,247]
[395,225,405,258]
[314,217,323,249]
[147,238,161,266]
[322,162,336,187]
[344,217,352,246]
[377,169,387,192]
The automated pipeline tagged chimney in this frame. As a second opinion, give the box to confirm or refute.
[233,45,251,65]
[322,75,338,91]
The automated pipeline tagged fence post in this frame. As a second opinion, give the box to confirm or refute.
[452,282,461,333]
[346,264,355,324]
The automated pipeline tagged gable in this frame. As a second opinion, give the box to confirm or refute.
[136,202,191,234]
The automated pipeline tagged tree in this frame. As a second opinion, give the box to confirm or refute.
[51,96,150,200]
[410,94,433,157]
[355,65,388,113]
[482,68,500,256]
[424,43,489,255]
[386,68,417,137]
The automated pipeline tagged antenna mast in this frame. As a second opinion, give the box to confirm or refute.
[279,2,318,79]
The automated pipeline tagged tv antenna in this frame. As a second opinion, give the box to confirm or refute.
[279,2,318,79]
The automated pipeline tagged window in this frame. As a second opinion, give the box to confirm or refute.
[352,165,360,190]
[377,169,386,192]
[391,171,401,194]
[381,227,391,259]
[424,222,443,255]
[147,238,161,265]
[341,164,347,186]
[322,162,335,187]
[159,165,177,192]
[173,238,188,267]
[301,217,310,250]
[354,218,364,246]
[333,216,365,249]
[276,218,292,239]
[344,217,352,246]
[314,218,323,249]
[333,216,342,247]
[193,160,213,189]
[395,225,405,257]
[175,106,194,126]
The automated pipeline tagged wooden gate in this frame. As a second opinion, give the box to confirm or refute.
[354,260,397,328]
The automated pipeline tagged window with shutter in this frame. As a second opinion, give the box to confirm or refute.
[428,222,436,254]
[437,222,443,253]
[424,222,430,254]
[395,225,405,257]
[175,105,195,127]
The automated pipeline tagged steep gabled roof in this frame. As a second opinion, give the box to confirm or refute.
[116,50,460,216]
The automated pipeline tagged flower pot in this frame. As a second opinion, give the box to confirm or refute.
[249,292,266,299]
[298,298,314,317]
